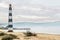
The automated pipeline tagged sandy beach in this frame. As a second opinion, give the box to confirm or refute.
[0,32,60,40]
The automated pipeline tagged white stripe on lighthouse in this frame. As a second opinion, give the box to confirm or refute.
[8,22,13,25]
[9,10,12,13]
[9,16,12,19]
[8,28,13,31]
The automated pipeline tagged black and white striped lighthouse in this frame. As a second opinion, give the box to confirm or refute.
[8,4,13,32]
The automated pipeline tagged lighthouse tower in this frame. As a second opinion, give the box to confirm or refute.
[8,4,13,32]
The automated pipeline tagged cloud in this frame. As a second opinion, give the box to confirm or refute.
[0,0,9,8]
[12,15,60,23]
[0,2,8,8]
[0,0,60,23]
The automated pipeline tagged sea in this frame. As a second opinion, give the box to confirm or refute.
[0,22,60,34]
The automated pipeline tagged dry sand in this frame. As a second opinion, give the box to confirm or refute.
[0,32,60,40]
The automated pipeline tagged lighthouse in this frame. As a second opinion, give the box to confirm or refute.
[8,4,13,32]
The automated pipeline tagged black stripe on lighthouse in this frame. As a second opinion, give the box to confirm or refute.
[9,13,12,16]
[9,19,12,22]
[8,4,13,32]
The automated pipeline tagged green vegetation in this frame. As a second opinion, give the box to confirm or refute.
[1,34,17,40]
[32,33,37,36]
[0,32,7,36]
[26,31,32,36]
[24,31,37,37]
[8,30,13,32]
[8,34,17,38]
[2,35,13,40]
[0,32,17,40]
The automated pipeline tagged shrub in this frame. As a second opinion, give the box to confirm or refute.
[24,31,37,37]
[33,33,37,36]
[24,31,33,36]
[0,32,7,36]
[8,30,13,32]
[2,34,17,40]
[2,35,13,40]
[8,34,17,38]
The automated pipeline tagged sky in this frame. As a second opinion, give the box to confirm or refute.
[0,0,60,34]
[0,0,60,23]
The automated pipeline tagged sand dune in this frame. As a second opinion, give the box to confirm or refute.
[0,32,60,40]
[6,32,60,40]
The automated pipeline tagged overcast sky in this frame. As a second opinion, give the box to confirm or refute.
[0,0,60,23]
